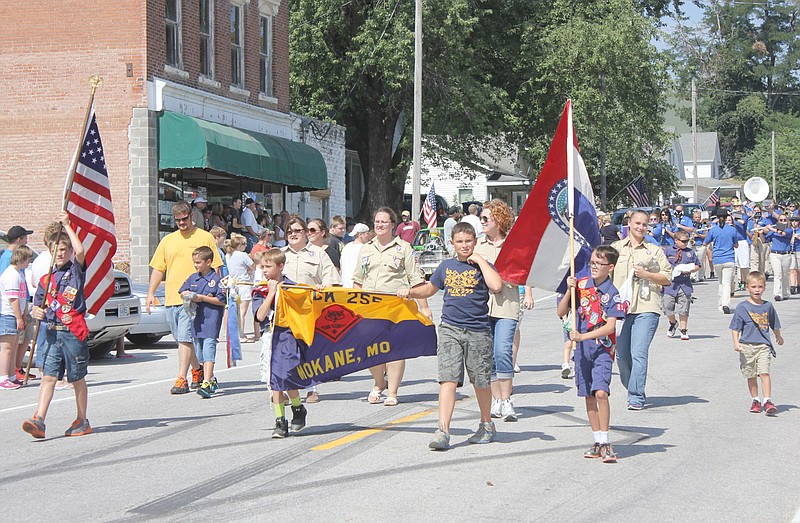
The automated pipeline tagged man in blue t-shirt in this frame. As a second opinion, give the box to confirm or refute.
[402,222,502,450]
[730,199,752,290]
[179,246,227,398]
[704,212,739,313]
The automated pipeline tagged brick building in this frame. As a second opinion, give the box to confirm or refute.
[0,0,345,283]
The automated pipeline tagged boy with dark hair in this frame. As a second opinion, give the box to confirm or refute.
[557,245,626,463]
[663,230,701,340]
[180,246,227,398]
[255,248,307,438]
[399,222,503,450]
[730,271,784,415]
[23,214,91,438]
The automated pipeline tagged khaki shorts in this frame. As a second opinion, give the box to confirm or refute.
[663,289,691,317]
[437,322,493,388]
[738,343,772,378]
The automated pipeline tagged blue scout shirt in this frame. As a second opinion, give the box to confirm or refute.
[430,257,492,331]
[34,259,87,323]
[766,228,793,253]
[729,300,781,356]
[703,224,738,264]
[651,223,675,246]
[662,245,700,296]
[179,270,227,339]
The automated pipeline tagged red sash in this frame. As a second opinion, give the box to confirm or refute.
[577,277,616,359]
[39,275,89,342]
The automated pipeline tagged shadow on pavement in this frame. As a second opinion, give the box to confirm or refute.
[515,404,576,417]
[646,395,709,407]
[518,364,561,372]
[512,383,572,395]
[90,353,169,365]
[619,443,675,458]
[94,413,234,433]
[85,379,135,387]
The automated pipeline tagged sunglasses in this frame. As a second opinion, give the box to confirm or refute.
[174,215,191,223]
[307,227,320,233]
[480,216,491,223]
[288,228,305,234]
[675,238,689,243]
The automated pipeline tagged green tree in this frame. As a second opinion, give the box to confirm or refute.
[739,114,800,201]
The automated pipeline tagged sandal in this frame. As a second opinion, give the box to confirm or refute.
[383,396,399,407]
[368,388,384,404]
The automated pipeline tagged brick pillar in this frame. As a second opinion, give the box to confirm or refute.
[128,108,159,283]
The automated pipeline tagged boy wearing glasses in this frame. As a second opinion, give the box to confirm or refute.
[662,230,701,340]
[148,201,223,395]
[557,245,626,463]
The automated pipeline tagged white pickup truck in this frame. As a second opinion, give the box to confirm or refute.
[84,270,141,358]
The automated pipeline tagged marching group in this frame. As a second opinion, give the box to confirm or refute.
[3,196,792,461]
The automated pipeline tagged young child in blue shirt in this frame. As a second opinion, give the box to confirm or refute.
[180,246,227,398]
[557,245,626,463]
[662,230,701,340]
[399,222,502,450]
[729,271,784,415]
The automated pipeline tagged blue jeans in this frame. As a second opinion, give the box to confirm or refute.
[166,306,193,343]
[616,312,659,407]
[40,329,89,382]
[489,317,517,381]
[193,337,218,364]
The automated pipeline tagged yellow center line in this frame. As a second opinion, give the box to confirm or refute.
[312,408,436,451]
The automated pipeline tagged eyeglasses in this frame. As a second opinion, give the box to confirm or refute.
[648,220,658,224]
[288,228,305,234]
[174,215,191,223]
[589,261,611,268]
[479,216,491,223]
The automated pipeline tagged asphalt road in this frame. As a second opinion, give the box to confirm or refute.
[1,279,799,522]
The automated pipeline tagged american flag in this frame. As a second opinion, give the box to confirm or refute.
[705,187,721,206]
[421,183,437,229]
[625,177,650,207]
[64,110,117,315]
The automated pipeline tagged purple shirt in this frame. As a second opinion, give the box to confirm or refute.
[179,270,226,339]
[662,245,700,296]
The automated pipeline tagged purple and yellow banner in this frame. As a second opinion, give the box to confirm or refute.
[270,286,437,391]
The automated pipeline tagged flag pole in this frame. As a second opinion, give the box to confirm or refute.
[566,100,577,352]
[608,175,644,204]
[24,75,103,385]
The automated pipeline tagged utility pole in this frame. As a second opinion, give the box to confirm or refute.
[411,0,422,220]
[691,78,699,203]
[600,74,606,210]
[771,130,776,199]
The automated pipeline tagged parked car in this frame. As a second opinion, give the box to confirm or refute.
[0,231,140,359]
[411,227,448,278]
[127,282,170,346]
[403,194,450,227]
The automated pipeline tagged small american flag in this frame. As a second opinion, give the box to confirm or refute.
[421,184,437,229]
[625,177,650,207]
[705,187,721,206]
[64,110,117,315]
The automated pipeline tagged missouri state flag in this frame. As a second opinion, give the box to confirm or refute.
[269,285,437,391]
[494,100,601,293]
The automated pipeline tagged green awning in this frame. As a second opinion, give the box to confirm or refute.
[158,111,328,191]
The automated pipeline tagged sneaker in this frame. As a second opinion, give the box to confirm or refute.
[190,367,203,389]
[16,368,36,381]
[428,429,451,450]
[584,442,602,458]
[627,403,643,411]
[290,404,308,432]
[272,417,289,438]
[513,364,521,373]
[197,381,213,399]
[0,378,21,390]
[561,363,571,379]
[600,443,618,463]
[305,391,321,403]
[467,421,496,444]
[667,322,678,338]
[500,399,518,422]
[64,418,92,437]
[763,400,777,415]
[490,398,502,419]
[774,296,782,302]
[170,377,190,395]
[722,305,731,314]
[22,415,46,439]
[210,377,219,392]
[680,330,689,341]
[749,399,761,413]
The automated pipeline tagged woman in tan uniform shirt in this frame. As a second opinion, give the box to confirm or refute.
[352,207,431,406]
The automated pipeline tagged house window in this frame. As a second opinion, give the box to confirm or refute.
[459,188,473,203]
[259,15,273,96]
[200,0,214,77]
[165,0,182,68]
[230,4,244,88]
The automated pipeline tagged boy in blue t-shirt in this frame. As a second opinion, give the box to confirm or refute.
[729,271,784,415]
[400,222,502,450]
[557,245,626,463]
[179,246,227,398]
